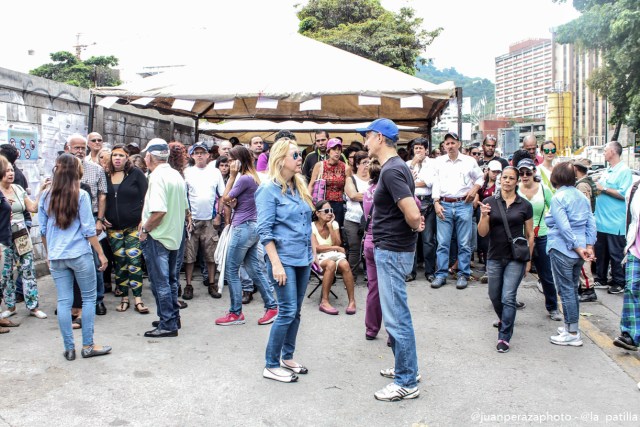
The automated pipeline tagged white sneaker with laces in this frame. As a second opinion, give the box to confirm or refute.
[374,382,419,401]
[550,330,583,346]
[379,367,422,382]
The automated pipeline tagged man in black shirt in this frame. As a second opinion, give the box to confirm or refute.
[301,130,329,182]
[478,135,509,170]
[358,118,424,402]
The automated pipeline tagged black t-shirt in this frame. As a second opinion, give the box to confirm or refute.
[478,156,510,171]
[483,193,532,260]
[373,156,417,252]
[0,193,12,247]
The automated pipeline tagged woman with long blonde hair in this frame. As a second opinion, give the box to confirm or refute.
[256,138,313,383]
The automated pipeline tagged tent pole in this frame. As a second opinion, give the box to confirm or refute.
[88,93,96,134]
[456,87,463,140]
[194,116,199,143]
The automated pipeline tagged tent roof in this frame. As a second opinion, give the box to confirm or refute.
[199,120,424,146]
[93,32,456,126]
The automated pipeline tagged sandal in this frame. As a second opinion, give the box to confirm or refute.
[116,299,130,312]
[134,302,149,314]
[72,318,82,329]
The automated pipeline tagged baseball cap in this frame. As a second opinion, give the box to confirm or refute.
[444,132,459,141]
[326,138,343,150]
[572,157,592,170]
[356,118,399,142]
[517,158,535,170]
[141,138,170,157]
[126,142,139,148]
[488,160,503,172]
[189,142,208,155]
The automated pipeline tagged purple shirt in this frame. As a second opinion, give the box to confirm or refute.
[229,175,258,226]
[363,183,376,249]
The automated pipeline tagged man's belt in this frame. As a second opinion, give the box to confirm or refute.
[441,196,466,203]
[416,195,432,201]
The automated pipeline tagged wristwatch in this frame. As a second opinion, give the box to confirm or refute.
[141,227,149,234]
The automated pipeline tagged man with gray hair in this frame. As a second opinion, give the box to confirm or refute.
[139,138,189,337]
[593,141,633,294]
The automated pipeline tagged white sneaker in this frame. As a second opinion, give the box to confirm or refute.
[30,310,47,319]
[374,382,419,401]
[536,280,544,293]
[0,310,16,319]
[557,326,566,335]
[379,367,422,382]
[550,330,583,346]
[263,367,298,383]
[548,310,563,321]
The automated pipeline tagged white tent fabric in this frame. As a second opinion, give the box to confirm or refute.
[93,32,456,127]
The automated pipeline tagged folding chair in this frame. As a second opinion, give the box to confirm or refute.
[307,262,338,299]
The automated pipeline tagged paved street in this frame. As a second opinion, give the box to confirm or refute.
[2,268,640,426]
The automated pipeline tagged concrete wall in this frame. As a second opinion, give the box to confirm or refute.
[0,67,195,272]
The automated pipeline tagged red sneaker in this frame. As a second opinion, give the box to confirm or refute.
[258,308,278,325]
[215,312,245,326]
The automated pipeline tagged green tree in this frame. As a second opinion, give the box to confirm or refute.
[297,0,441,75]
[30,51,121,88]
[554,0,640,140]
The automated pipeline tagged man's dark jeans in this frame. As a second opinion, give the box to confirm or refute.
[141,235,180,331]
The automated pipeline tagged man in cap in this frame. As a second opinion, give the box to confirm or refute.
[139,138,189,337]
[431,132,484,290]
[68,133,109,315]
[358,118,424,402]
[182,142,225,300]
[126,142,141,156]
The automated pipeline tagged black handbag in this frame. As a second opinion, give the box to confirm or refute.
[495,195,530,262]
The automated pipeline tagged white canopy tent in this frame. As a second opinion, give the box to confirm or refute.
[92,32,458,138]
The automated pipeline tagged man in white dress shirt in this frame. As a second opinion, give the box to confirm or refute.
[431,132,484,290]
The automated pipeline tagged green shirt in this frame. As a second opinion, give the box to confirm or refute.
[142,163,188,250]
[524,183,552,237]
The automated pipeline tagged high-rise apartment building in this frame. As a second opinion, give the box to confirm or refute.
[551,36,611,146]
[494,39,553,119]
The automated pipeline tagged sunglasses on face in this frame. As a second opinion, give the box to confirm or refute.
[519,170,533,176]
[90,138,103,142]
[291,151,302,160]
[543,148,556,154]
[471,151,481,156]
[318,208,333,214]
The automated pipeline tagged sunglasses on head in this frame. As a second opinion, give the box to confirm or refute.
[519,169,533,176]
[292,151,302,160]
[543,148,556,154]
[318,208,333,214]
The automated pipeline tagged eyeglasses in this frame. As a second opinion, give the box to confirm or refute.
[90,138,103,142]
[519,170,534,176]
[470,151,481,156]
[318,208,333,214]
[291,151,302,160]
[543,148,557,154]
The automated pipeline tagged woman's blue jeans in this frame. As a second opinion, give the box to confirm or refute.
[225,221,276,315]
[50,253,97,350]
[549,249,584,333]
[264,261,310,368]
[487,258,526,343]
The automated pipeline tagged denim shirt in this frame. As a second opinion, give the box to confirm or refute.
[255,180,313,267]
[38,189,96,261]
[545,186,596,258]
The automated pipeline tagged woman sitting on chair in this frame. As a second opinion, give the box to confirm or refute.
[311,199,356,315]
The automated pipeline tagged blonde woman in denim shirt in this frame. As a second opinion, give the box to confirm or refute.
[546,162,596,347]
[256,138,314,383]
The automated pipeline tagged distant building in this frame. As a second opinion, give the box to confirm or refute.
[494,39,553,120]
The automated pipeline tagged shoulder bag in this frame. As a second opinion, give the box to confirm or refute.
[10,185,32,256]
[496,195,530,262]
[311,161,326,204]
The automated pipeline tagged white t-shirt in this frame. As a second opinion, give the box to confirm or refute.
[184,164,226,220]
[345,175,369,224]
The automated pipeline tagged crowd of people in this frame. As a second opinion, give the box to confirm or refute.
[0,117,638,402]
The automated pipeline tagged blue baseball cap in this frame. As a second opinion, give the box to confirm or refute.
[188,142,208,155]
[356,118,399,142]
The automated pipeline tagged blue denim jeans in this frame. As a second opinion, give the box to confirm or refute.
[412,205,437,277]
[549,249,584,333]
[264,261,310,368]
[240,266,253,292]
[436,201,473,278]
[141,235,180,331]
[374,247,418,388]
[225,221,276,315]
[533,235,558,312]
[487,258,526,343]
[50,253,97,350]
